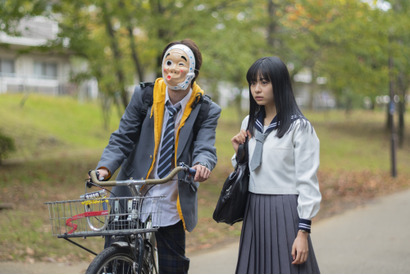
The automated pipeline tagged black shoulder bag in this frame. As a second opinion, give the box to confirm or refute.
[213,139,249,225]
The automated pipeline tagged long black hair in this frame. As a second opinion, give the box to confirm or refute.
[246,56,307,138]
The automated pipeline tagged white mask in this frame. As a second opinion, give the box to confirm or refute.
[162,44,196,90]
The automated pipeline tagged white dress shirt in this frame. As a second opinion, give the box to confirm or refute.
[145,87,192,227]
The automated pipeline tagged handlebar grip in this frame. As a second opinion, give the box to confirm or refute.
[188,168,196,176]
[87,170,100,188]
[89,170,101,185]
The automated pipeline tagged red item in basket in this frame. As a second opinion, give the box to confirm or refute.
[65,210,109,234]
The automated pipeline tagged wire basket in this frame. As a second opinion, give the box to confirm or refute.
[45,195,163,238]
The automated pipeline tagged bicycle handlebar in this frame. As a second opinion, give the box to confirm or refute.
[89,164,196,187]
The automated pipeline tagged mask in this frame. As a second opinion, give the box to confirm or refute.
[162,44,196,90]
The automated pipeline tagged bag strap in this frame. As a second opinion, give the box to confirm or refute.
[139,82,155,118]
[191,93,211,138]
[236,137,248,164]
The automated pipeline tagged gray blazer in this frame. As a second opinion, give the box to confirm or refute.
[97,84,221,232]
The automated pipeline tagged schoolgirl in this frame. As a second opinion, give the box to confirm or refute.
[231,56,321,274]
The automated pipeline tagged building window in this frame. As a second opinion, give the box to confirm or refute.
[0,58,15,76]
[34,61,57,79]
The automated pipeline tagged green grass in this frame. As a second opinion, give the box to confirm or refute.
[0,94,118,159]
[311,110,409,172]
[0,93,409,262]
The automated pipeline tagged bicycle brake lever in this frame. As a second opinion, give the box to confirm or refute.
[86,179,94,188]
[179,162,196,177]
[86,170,101,188]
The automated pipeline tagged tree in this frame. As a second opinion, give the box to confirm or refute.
[385,0,410,147]
[3,0,408,135]
[282,0,408,116]
[0,0,48,34]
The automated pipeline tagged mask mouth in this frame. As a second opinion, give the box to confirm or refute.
[164,73,194,91]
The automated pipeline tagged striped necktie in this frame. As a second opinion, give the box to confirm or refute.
[157,102,181,179]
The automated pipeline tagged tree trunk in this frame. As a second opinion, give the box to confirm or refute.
[267,0,276,47]
[127,25,144,82]
[388,56,397,177]
[398,101,404,148]
[101,1,128,108]
[150,0,168,77]
[118,0,144,82]
[397,71,406,148]
[95,69,112,131]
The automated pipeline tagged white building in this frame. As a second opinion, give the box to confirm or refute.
[0,16,98,98]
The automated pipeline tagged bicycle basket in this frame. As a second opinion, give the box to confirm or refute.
[45,196,163,238]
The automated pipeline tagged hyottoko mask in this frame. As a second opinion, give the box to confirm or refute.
[162,44,196,90]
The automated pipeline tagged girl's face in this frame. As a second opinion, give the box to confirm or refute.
[250,74,274,107]
[162,49,190,88]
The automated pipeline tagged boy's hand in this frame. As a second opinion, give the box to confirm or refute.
[192,164,211,182]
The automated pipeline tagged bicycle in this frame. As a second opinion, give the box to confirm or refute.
[45,163,195,274]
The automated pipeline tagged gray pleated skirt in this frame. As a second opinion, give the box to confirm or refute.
[236,193,320,274]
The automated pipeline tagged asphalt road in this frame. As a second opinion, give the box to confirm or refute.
[1,188,410,274]
[189,188,410,274]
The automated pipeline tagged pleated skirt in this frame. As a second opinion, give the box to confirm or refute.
[236,193,320,274]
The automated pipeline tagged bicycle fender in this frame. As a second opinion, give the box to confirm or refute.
[111,241,132,249]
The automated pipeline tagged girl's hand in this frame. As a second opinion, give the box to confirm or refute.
[231,130,250,153]
[291,230,309,265]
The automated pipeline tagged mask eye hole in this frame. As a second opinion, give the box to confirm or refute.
[166,60,173,66]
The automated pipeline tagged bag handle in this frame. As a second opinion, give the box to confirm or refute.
[236,137,248,164]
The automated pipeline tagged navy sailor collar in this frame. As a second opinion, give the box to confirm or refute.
[254,108,303,134]
[254,109,278,134]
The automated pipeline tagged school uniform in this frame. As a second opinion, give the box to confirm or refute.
[234,115,321,274]
[97,78,221,273]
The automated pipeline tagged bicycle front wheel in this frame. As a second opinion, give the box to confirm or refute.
[86,246,149,274]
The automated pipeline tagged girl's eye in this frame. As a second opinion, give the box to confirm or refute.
[166,60,173,66]
[179,62,185,66]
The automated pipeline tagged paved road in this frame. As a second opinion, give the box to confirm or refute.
[1,189,410,274]
[189,188,410,274]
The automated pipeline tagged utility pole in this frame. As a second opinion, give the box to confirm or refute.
[388,55,397,178]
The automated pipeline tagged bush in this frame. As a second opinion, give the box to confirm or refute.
[0,131,16,164]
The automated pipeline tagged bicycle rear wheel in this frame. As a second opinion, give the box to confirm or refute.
[86,246,150,274]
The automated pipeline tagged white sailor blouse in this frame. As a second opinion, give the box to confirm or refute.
[233,115,321,233]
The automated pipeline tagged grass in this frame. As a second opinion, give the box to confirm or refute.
[0,94,118,159]
[0,93,409,263]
